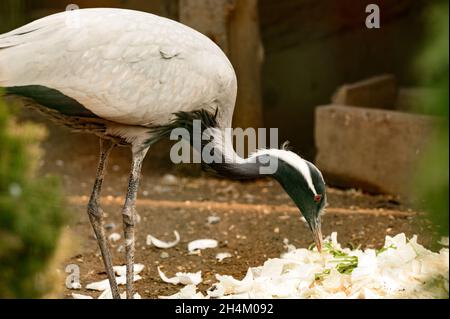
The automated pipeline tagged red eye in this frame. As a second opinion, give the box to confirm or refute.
[314,194,322,202]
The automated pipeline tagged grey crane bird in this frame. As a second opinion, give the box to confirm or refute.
[0,8,326,299]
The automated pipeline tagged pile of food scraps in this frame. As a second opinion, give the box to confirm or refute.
[160,233,449,299]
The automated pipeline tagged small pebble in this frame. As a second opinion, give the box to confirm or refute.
[207,216,221,224]
[160,252,170,259]
[161,174,178,185]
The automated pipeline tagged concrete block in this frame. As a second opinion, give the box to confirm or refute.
[332,74,398,109]
[315,105,441,196]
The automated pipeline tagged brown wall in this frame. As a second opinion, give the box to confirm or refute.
[259,0,427,159]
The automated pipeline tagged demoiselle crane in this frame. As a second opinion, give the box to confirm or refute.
[0,8,326,299]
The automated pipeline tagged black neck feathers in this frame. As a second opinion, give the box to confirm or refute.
[148,109,270,180]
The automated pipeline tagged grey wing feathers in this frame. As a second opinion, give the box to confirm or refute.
[0,9,237,128]
[0,13,62,48]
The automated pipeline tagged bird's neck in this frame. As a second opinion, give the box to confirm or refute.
[198,128,276,180]
[148,110,277,179]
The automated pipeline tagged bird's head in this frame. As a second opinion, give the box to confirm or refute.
[264,149,326,252]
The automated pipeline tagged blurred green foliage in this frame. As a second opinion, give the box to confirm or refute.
[414,1,449,236]
[0,92,66,298]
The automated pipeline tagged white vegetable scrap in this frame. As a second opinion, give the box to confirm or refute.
[159,285,208,299]
[85,279,111,291]
[216,252,233,262]
[87,277,144,292]
[133,293,142,299]
[98,289,141,299]
[207,216,221,224]
[160,233,449,299]
[72,293,93,299]
[188,239,218,253]
[157,267,202,285]
[67,281,82,290]
[207,270,254,298]
[113,264,145,277]
[146,231,180,249]
[98,288,114,299]
[117,275,142,286]
[86,264,144,291]
[108,233,121,242]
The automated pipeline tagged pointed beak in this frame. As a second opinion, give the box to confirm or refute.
[312,225,323,253]
[308,216,323,253]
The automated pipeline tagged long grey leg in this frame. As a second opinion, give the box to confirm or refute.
[87,138,120,299]
[122,145,149,299]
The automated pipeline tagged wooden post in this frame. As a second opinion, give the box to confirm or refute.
[179,0,232,54]
[179,0,264,131]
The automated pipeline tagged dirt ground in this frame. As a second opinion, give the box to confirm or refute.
[19,109,438,299]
